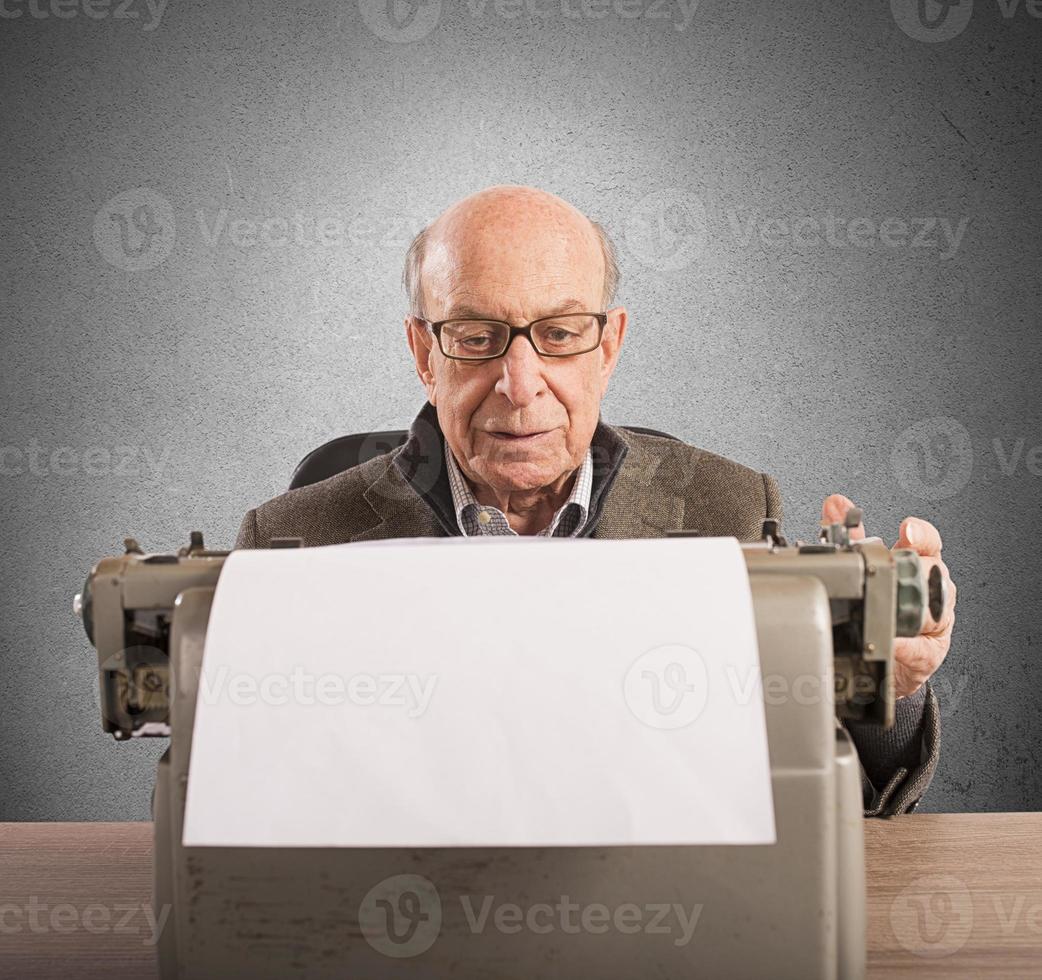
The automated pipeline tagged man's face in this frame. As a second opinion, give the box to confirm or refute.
[405,200,627,494]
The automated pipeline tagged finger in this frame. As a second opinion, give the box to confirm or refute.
[894,516,943,557]
[822,493,866,540]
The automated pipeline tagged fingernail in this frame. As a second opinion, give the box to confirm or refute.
[904,521,921,547]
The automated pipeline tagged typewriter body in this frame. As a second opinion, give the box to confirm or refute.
[77,516,941,980]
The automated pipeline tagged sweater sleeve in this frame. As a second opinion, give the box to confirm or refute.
[844,681,942,816]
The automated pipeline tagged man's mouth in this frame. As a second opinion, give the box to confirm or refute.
[487,429,553,444]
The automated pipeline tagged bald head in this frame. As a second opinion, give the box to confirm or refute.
[403,185,619,318]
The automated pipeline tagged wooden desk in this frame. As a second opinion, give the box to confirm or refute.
[864,812,1042,977]
[1,814,1040,978]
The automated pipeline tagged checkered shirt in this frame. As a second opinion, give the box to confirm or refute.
[444,443,593,537]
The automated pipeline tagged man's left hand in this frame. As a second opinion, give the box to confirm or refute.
[822,493,958,700]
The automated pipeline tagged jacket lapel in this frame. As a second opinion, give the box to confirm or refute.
[352,461,447,542]
[592,430,686,538]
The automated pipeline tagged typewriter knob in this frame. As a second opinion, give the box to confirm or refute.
[893,548,929,637]
[928,564,946,623]
[74,574,95,644]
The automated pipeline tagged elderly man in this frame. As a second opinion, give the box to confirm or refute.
[235,185,956,817]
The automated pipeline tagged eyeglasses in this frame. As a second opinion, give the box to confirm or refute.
[416,312,609,362]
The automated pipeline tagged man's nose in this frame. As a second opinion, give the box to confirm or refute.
[493,334,548,407]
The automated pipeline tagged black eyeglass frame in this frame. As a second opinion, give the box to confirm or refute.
[414,312,609,362]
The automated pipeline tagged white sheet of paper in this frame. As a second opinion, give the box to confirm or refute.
[182,537,775,847]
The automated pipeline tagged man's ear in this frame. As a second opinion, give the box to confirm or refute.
[598,306,628,395]
[405,316,438,404]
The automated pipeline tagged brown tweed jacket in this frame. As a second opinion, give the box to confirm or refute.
[234,405,939,816]
[234,428,779,547]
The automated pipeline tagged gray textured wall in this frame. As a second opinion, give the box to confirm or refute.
[1,0,1039,820]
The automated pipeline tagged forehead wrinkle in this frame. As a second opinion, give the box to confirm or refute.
[436,262,593,319]
[443,297,588,321]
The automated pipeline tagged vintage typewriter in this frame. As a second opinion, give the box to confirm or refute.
[76,511,942,979]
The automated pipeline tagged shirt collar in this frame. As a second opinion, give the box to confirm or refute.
[443,442,594,537]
